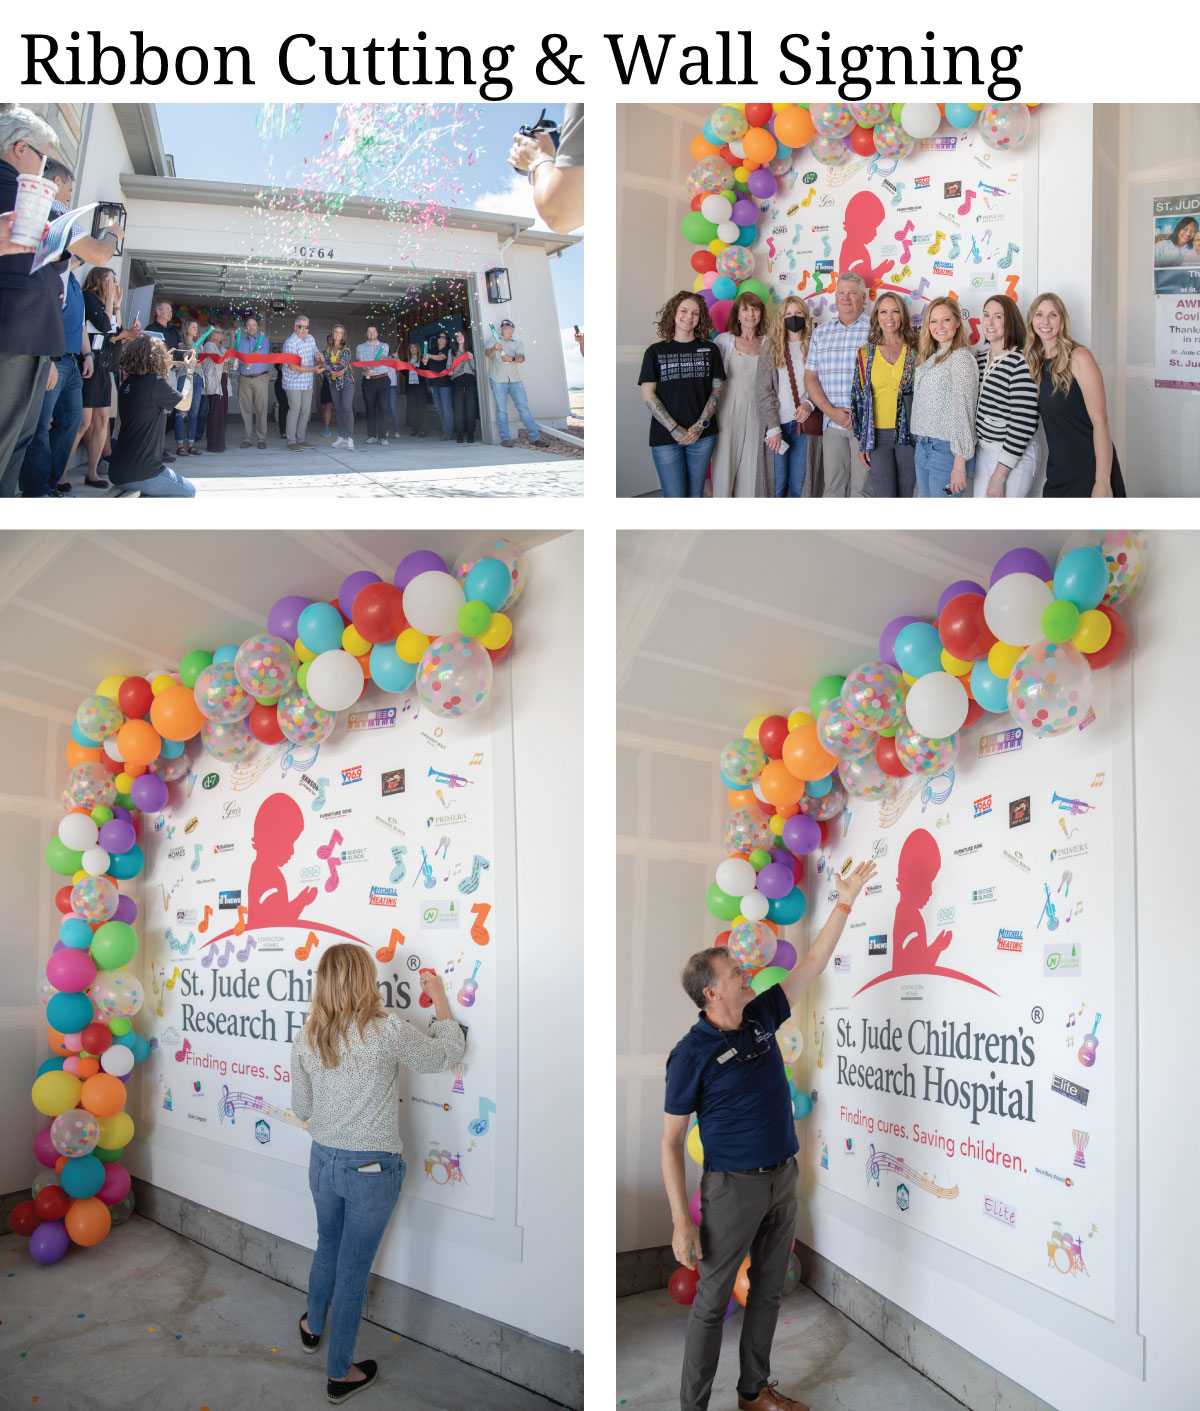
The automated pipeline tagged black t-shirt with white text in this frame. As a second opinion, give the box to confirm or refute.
[638,339,725,447]
[109,374,182,486]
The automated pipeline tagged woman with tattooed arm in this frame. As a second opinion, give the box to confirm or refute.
[638,291,726,498]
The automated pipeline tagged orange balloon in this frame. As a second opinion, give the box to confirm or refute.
[65,739,102,770]
[774,107,815,148]
[124,763,147,778]
[65,1196,112,1247]
[150,684,205,742]
[77,1057,100,1078]
[55,1155,67,1174]
[759,759,805,807]
[775,802,799,819]
[116,717,161,767]
[690,132,720,161]
[782,723,839,783]
[47,1026,71,1057]
[80,1073,127,1119]
[726,787,757,811]
[742,126,777,164]
[733,1254,752,1307]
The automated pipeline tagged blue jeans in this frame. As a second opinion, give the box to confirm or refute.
[773,423,808,498]
[914,435,974,498]
[430,384,454,438]
[306,1141,405,1379]
[650,435,716,497]
[174,374,203,445]
[21,356,83,495]
[490,378,541,442]
[126,466,196,497]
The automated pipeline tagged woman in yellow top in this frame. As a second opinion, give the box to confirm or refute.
[849,293,918,497]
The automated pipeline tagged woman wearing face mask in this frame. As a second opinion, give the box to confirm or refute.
[911,297,977,498]
[638,291,725,498]
[756,297,819,498]
[850,292,918,498]
[1026,292,1125,498]
[972,295,1039,498]
[711,292,771,498]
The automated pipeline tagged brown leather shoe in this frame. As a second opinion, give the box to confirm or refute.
[738,1383,810,1411]
[286,443,302,452]
[240,439,252,448]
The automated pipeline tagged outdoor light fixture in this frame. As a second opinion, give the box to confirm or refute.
[93,202,126,255]
[485,267,511,304]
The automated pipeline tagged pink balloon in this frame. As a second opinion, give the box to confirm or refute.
[63,1057,81,1075]
[33,1126,58,1167]
[63,1032,84,1053]
[96,1162,132,1206]
[688,1189,703,1227]
[709,299,734,332]
[45,949,98,995]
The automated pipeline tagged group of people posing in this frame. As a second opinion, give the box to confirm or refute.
[639,271,1126,499]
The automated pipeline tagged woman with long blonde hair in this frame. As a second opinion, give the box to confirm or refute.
[910,296,978,497]
[1025,292,1125,497]
[755,295,818,498]
[290,943,464,1403]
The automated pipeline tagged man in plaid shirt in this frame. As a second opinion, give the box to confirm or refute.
[803,272,872,498]
[282,314,324,451]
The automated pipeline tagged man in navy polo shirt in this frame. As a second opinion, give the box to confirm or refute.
[662,859,877,1411]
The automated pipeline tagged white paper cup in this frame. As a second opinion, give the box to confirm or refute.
[11,173,56,247]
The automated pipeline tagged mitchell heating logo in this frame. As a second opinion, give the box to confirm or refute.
[973,795,992,818]
[954,842,982,858]
[979,727,1024,758]
[341,766,363,785]
[369,885,398,907]
[997,928,1024,953]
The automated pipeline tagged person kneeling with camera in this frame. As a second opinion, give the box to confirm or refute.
[106,337,198,497]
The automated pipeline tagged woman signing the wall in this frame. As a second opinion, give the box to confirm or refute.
[290,944,465,1403]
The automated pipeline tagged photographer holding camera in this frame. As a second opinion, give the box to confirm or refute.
[508,105,583,235]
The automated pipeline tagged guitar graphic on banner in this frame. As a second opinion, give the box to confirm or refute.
[1078,1013,1101,1068]
[457,959,482,1008]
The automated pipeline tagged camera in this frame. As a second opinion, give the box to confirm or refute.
[509,109,559,170]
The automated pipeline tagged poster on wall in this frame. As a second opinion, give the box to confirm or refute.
[139,688,502,1219]
[1154,294,1200,391]
[804,672,1115,1319]
[757,132,1026,335]
[1151,193,1200,294]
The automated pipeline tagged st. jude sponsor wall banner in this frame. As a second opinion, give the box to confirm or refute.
[806,673,1114,1318]
[141,695,500,1218]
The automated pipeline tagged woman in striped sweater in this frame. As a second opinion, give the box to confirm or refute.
[973,295,1040,498]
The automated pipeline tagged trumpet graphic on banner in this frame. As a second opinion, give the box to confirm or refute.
[428,766,470,788]
[1052,791,1095,816]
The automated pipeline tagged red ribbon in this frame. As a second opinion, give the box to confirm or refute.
[193,349,472,379]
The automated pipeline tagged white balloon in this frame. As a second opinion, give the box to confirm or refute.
[740,890,770,922]
[905,671,968,738]
[728,139,746,158]
[58,814,99,851]
[984,573,1052,647]
[716,221,740,245]
[81,846,111,877]
[103,735,125,762]
[701,194,733,225]
[305,650,364,713]
[751,778,768,803]
[403,571,466,638]
[716,857,756,897]
[100,1044,134,1077]
[900,103,941,139]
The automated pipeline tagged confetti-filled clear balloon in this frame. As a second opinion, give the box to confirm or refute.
[841,661,907,732]
[51,1109,101,1158]
[91,968,144,1020]
[716,246,754,280]
[1058,530,1145,607]
[839,753,901,800]
[810,103,855,137]
[872,118,914,160]
[725,806,774,854]
[894,723,959,774]
[71,874,118,923]
[776,1019,804,1063]
[108,1190,136,1227]
[67,762,117,811]
[416,634,493,718]
[201,719,256,763]
[688,156,735,196]
[456,536,526,609]
[816,699,877,762]
[151,752,190,782]
[811,133,855,167]
[76,695,124,743]
[710,106,748,142]
[234,634,298,702]
[1007,641,1093,738]
[193,662,254,723]
[728,920,777,969]
[978,104,1032,151]
[799,779,847,821]
[721,737,767,785]
[276,689,335,746]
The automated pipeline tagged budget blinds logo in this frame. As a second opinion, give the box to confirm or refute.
[381,769,406,797]
[341,766,363,785]
[979,728,1024,758]
[369,886,398,907]
[348,707,397,732]
[997,928,1024,953]
[869,934,888,956]
[218,889,241,909]
[973,795,992,819]
[1009,796,1031,828]
[972,886,996,904]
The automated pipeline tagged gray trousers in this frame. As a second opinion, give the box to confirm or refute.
[0,354,50,498]
[868,427,917,498]
[286,385,313,445]
[821,424,872,497]
[238,374,270,442]
[681,1159,798,1411]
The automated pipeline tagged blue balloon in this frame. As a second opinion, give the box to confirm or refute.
[212,643,240,664]
[59,917,94,949]
[774,143,793,161]
[703,122,720,146]
[297,602,344,654]
[1053,546,1108,613]
[894,622,942,678]
[806,774,833,798]
[720,771,746,790]
[792,1089,813,1120]
[46,991,93,1035]
[944,103,977,129]
[736,224,758,247]
[158,737,185,759]
[36,1057,66,1077]
[463,558,512,613]
[108,843,144,880]
[61,1153,105,1200]
[970,659,1010,713]
[768,888,807,925]
[368,644,418,694]
[71,721,98,747]
[131,1034,151,1064]
[712,276,738,301]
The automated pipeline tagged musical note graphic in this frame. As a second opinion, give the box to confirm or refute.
[310,777,329,812]
[417,968,437,1008]
[912,276,931,301]
[865,1144,958,1200]
[893,220,915,263]
[767,236,776,260]
[236,936,257,964]
[957,189,976,217]
[317,829,343,859]
[324,856,341,893]
[1004,274,1020,300]
[468,752,484,766]
[458,854,491,895]
[387,845,407,884]
[294,932,319,961]
[219,1085,308,1130]
[168,929,196,957]
[233,904,248,936]
[198,904,214,933]
[1066,1012,1077,1029]
[826,270,839,294]
[812,269,825,295]
[1091,772,1105,788]
[819,233,832,260]
[174,1037,193,1062]
[1066,1037,1074,1049]
[899,263,912,280]
[190,843,202,872]
[375,928,405,963]
[997,242,1020,270]
[800,186,815,207]
[457,959,482,1008]
[946,233,962,262]
[470,902,491,947]
[797,268,810,292]
[203,938,235,969]
[926,230,945,256]
[968,317,981,345]
[165,966,182,991]
[890,181,906,207]
[468,1097,496,1137]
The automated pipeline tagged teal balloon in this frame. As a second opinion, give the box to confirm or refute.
[792,1089,813,1120]
[1053,546,1108,613]
[61,1153,105,1199]
[71,722,97,747]
[59,917,94,950]
[463,558,512,612]
[108,843,144,880]
[45,836,84,877]
[159,737,185,759]
[46,991,93,1034]
[735,225,758,247]
[369,644,418,694]
[116,1032,151,1064]
[970,658,1009,712]
[212,643,239,664]
[768,888,807,925]
[706,882,743,922]
[682,211,719,245]
[806,774,833,798]
[91,919,138,970]
[894,622,942,677]
[296,602,344,654]
[712,276,738,301]
[944,103,977,129]
[37,1057,66,1077]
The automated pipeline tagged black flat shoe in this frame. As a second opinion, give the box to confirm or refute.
[299,1313,321,1353]
[85,477,110,489]
[327,1360,377,1404]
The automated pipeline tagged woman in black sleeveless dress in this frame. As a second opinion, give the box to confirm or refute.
[1027,292,1126,497]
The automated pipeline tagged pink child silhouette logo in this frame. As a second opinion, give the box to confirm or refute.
[838,191,895,289]
[854,828,996,996]
[248,793,318,926]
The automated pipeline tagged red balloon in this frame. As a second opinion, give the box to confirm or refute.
[938,593,997,662]
[486,636,513,664]
[81,1022,113,1055]
[819,818,839,848]
[10,1199,41,1236]
[33,1185,70,1222]
[719,145,737,166]
[757,714,789,760]
[690,193,706,211]
[247,702,285,744]
[1083,604,1126,669]
[791,853,806,885]
[963,699,984,728]
[875,734,911,778]
[745,103,774,129]
[55,885,74,915]
[848,124,876,156]
[691,250,717,275]
[117,676,154,720]
[99,751,123,776]
[668,1266,700,1306]
[352,582,408,645]
[713,929,731,949]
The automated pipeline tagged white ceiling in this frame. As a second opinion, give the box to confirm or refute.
[616,530,1075,751]
[0,530,560,724]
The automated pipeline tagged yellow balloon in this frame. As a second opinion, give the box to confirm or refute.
[988,641,1023,678]
[115,772,133,794]
[294,637,317,664]
[72,869,89,885]
[95,675,125,701]
[479,612,512,651]
[940,649,971,677]
[967,103,985,110]
[150,673,175,696]
[744,715,768,741]
[686,1123,704,1164]
[902,672,917,687]
[769,814,785,836]
[396,628,430,665]
[1072,609,1112,654]
[734,165,749,182]
[693,274,706,293]
[709,239,727,255]
[98,1110,135,1149]
[787,710,814,731]
[32,1070,82,1117]
[341,624,370,656]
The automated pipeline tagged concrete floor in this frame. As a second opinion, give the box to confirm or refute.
[616,1285,966,1411]
[0,1218,564,1410]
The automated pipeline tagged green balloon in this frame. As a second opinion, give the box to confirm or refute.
[809,674,846,718]
[1041,599,1080,644]
[45,836,84,876]
[737,278,771,305]
[179,649,213,689]
[681,211,719,245]
[458,600,493,639]
[91,919,138,970]
[90,804,114,825]
[93,1145,126,1164]
[297,661,310,693]
[705,881,743,922]
[114,791,135,812]
[748,848,772,872]
[108,1017,132,1037]
[891,102,905,123]
[751,966,789,994]
[878,726,898,739]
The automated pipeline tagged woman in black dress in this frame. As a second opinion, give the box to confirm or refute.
[1026,292,1126,498]
[80,268,139,488]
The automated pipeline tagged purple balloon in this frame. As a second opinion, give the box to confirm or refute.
[747,169,777,199]
[773,938,798,970]
[52,939,65,954]
[29,1219,70,1264]
[756,862,794,900]
[731,198,759,227]
[879,615,921,669]
[990,547,1052,585]
[96,1162,132,1206]
[937,579,987,617]
[338,570,382,619]
[769,848,792,868]
[113,894,138,925]
[34,1126,58,1168]
[267,594,311,645]
[394,550,447,591]
[130,773,168,814]
[110,806,131,822]
[98,818,135,855]
[701,289,717,310]
[782,814,822,856]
